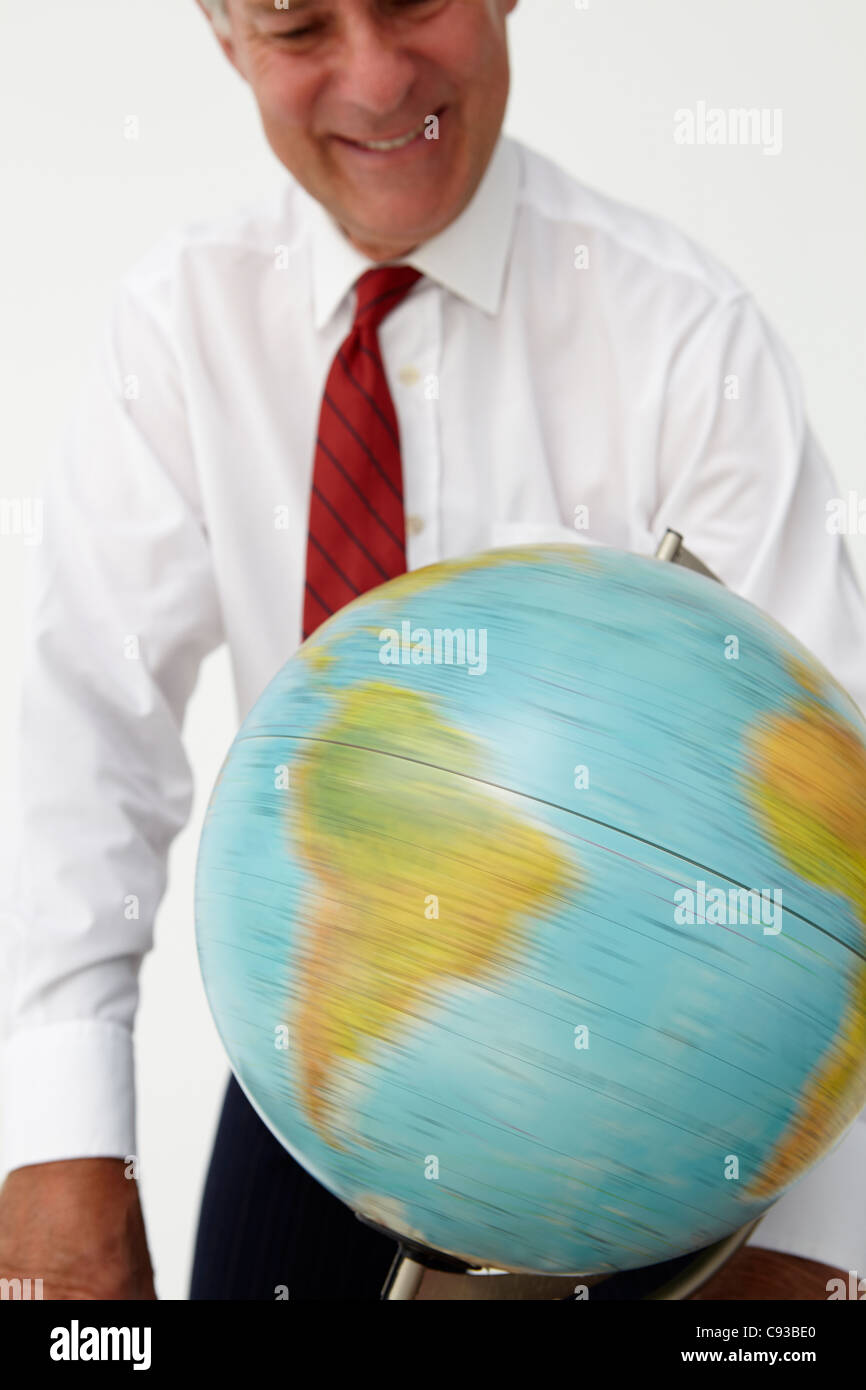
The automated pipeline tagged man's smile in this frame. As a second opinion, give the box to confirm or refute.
[332,105,447,157]
[212,0,515,259]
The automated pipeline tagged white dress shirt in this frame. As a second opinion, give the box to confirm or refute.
[4,131,866,1276]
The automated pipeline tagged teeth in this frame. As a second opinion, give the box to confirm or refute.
[353,120,425,151]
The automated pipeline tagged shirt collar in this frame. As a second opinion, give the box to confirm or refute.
[299,132,520,331]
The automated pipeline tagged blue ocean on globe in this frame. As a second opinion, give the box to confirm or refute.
[195,542,866,1274]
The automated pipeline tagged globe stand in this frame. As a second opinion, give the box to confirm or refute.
[367,529,741,1300]
[360,1214,764,1300]
[654,527,721,580]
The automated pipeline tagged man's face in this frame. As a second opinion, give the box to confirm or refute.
[206,0,517,260]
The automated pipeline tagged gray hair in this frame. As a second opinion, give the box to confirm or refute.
[201,0,231,35]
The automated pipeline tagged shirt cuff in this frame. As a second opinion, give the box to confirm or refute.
[746,1115,866,1274]
[0,1020,136,1171]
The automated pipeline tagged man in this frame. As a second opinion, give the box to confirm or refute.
[1,0,865,1300]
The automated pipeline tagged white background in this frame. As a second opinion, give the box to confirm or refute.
[1,0,864,1299]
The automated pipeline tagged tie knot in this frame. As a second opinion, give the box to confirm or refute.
[352,264,423,334]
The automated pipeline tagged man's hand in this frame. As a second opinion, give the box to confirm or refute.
[0,1158,156,1300]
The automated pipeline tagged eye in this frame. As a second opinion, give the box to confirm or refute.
[272,0,443,44]
[275,18,322,39]
[273,21,325,44]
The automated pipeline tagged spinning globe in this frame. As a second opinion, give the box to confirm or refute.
[195,543,866,1275]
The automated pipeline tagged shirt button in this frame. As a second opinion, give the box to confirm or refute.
[398,365,421,386]
[406,514,425,536]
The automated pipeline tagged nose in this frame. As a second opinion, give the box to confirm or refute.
[333,14,418,121]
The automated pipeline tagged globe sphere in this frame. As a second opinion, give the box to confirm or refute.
[195,544,866,1274]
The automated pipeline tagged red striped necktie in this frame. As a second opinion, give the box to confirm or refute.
[302,264,423,641]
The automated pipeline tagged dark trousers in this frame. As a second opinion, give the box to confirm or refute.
[189,1073,399,1300]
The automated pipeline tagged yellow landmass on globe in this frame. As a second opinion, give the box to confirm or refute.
[296,642,336,675]
[288,680,576,1147]
[295,542,596,669]
[295,544,595,688]
[740,658,866,1199]
[378,542,595,601]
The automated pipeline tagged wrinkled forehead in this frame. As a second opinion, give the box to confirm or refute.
[208,0,496,21]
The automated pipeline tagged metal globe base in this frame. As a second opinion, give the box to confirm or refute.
[359,1213,764,1300]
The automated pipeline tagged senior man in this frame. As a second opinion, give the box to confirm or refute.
[1,0,865,1301]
